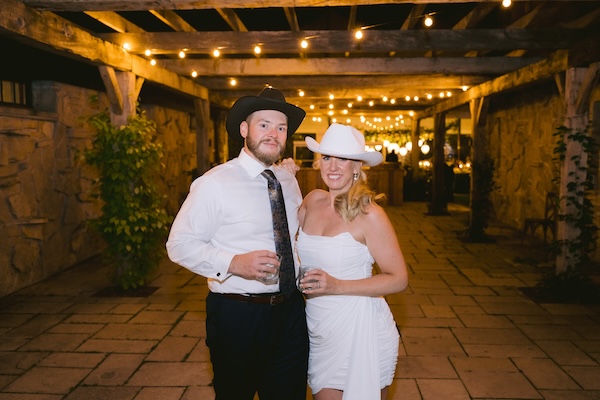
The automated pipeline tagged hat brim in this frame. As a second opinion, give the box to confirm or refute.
[305,136,383,167]
[226,96,306,137]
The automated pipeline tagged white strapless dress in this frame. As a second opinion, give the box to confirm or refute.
[295,228,399,400]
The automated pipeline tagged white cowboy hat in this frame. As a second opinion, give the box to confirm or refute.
[305,123,383,167]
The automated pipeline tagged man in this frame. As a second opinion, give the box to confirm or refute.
[166,86,308,400]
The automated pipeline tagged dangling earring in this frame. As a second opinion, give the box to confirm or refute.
[353,173,359,181]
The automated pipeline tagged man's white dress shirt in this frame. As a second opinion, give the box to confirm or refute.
[166,149,302,294]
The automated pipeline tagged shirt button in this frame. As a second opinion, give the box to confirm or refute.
[216,272,221,277]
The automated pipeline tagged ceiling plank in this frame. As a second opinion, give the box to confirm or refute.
[98,29,595,55]
[149,9,196,32]
[84,11,145,33]
[284,7,300,32]
[453,2,498,29]
[162,56,543,76]
[215,8,247,32]
[21,0,593,12]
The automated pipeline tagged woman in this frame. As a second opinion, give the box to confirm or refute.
[296,123,409,400]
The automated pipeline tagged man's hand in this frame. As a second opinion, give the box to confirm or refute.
[229,251,281,281]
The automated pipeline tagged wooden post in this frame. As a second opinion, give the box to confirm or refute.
[98,68,140,126]
[406,118,421,201]
[428,112,448,215]
[194,97,211,177]
[464,97,490,241]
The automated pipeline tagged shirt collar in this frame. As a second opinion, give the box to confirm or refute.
[238,148,273,179]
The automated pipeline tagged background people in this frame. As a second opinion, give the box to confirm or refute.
[296,123,409,400]
[166,86,308,400]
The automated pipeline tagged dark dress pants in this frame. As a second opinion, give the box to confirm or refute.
[206,290,309,400]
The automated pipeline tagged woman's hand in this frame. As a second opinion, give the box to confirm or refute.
[279,158,300,176]
[300,268,336,295]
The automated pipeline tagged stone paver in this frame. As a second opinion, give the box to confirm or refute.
[0,202,598,399]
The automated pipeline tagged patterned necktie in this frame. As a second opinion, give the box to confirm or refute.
[261,170,295,296]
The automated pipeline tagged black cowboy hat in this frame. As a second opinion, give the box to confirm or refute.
[225,86,306,137]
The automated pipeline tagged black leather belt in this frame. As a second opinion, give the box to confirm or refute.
[220,292,286,305]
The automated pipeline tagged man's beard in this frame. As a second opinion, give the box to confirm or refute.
[247,135,284,165]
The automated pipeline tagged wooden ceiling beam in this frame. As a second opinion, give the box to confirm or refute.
[201,75,487,99]
[419,50,570,118]
[21,0,594,12]
[162,56,543,76]
[98,29,595,55]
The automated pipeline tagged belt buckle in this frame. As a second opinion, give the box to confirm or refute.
[270,293,283,305]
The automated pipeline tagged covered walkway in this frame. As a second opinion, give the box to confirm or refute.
[1,202,599,400]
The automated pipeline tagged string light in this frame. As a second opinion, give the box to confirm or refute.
[179,50,186,58]
[502,0,512,7]
[144,49,152,56]
[300,39,309,49]
[424,14,434,27]
[212,49,220,58]
[191,70,198,78]
[229,78,237,86]
[150,59,156,66]
[354,30,363,40]
[298,90,305,97]
[254,45,262,55]
[123,43,131,51]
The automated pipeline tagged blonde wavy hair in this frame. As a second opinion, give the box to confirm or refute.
[314,159,385,222]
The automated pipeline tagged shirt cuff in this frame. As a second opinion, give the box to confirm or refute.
[213,250,235,280]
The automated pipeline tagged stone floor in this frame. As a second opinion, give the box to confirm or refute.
[1,202,599,400]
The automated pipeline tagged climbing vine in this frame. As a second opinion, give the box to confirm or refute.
[537,124,599,302]
[81,105,172,290]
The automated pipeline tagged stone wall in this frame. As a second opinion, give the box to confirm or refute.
[0,81,196,298]
[486,82,600,257]
[486,84,564,232]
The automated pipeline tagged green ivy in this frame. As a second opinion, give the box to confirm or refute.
[82,107,172,289]
[537,124,599,302]
[551,125,598,266]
